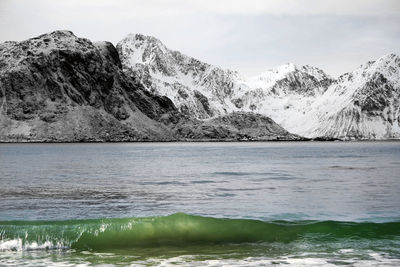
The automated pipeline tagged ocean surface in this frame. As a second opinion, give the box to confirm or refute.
[0,141,400,266]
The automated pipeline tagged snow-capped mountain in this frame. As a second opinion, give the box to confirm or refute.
[292,53,400,139]
[117,34,400,139]
[236,63,335,135]
[116,34,334,123]
[117,34,248,119]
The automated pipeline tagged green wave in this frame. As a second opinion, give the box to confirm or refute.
[1,213,399,251]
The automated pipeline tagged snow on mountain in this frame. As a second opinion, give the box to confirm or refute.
[239,63,334,133]
[117,34,248,119]
[117,34,400,139]
[247,63,332,96]
[291,53,400,139]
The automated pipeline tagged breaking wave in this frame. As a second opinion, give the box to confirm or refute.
[1,213,399,251]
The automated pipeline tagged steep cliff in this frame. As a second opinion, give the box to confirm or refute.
[0,31,179,142]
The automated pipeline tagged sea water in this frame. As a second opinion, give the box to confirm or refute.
[0,142,399,266]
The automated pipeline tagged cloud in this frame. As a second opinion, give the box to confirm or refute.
[51,0,400,16]
[3,0,400,20]
[40,0,400,20]
[0,0,399,77]
[177,0,400,16]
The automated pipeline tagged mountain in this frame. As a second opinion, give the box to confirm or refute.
[0,30,183,142]
[117,34,248,119]
[0,31,300,142]
[2,31,396,141]
[291,53,400,139]
[117,34,399,139]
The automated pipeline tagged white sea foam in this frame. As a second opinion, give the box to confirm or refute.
[1,249,400,266]
[0,239,66,251]
[140,254,400,266]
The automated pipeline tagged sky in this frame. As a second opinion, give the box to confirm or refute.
[0,0,399,77]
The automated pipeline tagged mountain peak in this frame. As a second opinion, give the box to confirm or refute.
[276,62,297,73]
[0,30,92,72]
[379,53,399,60]
[32,30,77,42]
[46,30,75,37]
[248,62,332,92]
[120,33,167,51]
[355,53,400,71]
[255,63,297,81]
[123,33,161,44]
[117,33,172,67]
[337,52,400,85]
[374,53,400,68]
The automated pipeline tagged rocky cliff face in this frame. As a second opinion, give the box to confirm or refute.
[0,31,301,142]
[117,34,399,139]
[0,31,182,142]
[174,112,301,141]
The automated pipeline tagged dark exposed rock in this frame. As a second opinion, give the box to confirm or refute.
[311,136,341,141]
[231,98,244,109]
[356,73,393,115]
[0,31,179,142]
[272,68,334,96]
[174,112,303,141]
[193,90,213,117]
[177,88,189,99]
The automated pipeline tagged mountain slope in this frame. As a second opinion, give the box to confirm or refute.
[117,34,248,119]
[291,53,400,139]
[117,34,399,139]
[0,31,180,142]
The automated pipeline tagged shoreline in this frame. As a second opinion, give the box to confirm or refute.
[1,138,400,144]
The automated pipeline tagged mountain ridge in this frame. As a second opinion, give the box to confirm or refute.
[117,33,400,139]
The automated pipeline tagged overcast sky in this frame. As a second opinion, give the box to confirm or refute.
[0,0,399,77]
